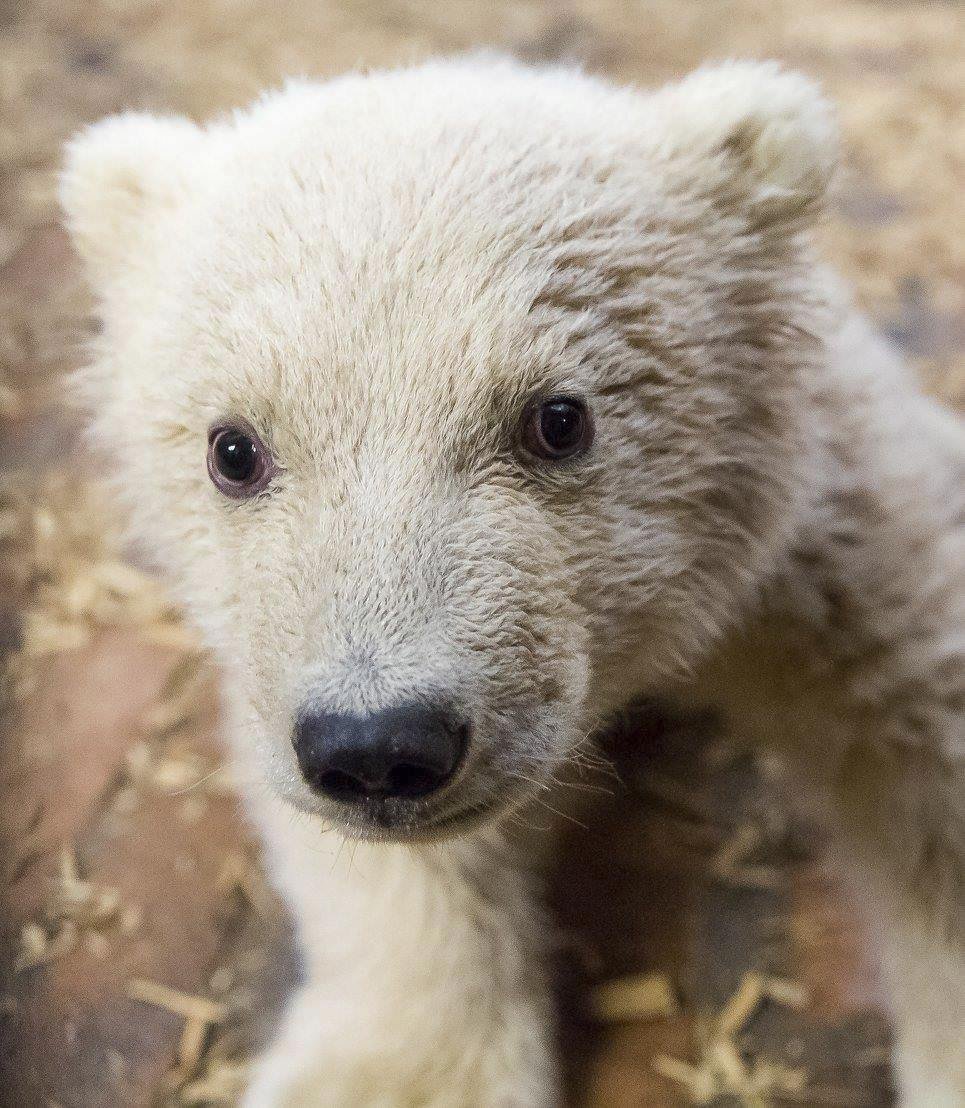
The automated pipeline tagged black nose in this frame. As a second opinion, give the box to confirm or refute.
[293,703,468,803]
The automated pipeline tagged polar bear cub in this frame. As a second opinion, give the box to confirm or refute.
[61,57,963,1106]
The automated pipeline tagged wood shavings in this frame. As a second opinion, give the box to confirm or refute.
[716,971,766,1039]
[47,845,122,930]
[139,688,201,740]
[118,903,144,936]
[126,976,249,1102]
[124,739,218,796]
[14,920,77,973]
[165,995,252,1107]
[714,971,810,1035]
[762,974,810,1009]
[653,971,812,1104]
[0,474,195,686]
[141,651,211,736]
[208,966,235,995]
[106,1048,128,1084]
[713,823,763,874]
[18,611,90,658]
[15,922,52,972]
[589,970,679,1023]
[127,978,228,1025]
[176,1059,251,1106]
[142,622,205,650]
[653,1053,717,1103]
[171,1015,214,1089]
[715,1037,754,1091]
[13,846,133,973]
[654,1043,807,1106]
[711,822,781,889]
[217,850,275,917]
[0,376,22,418]
[151,749,211,793]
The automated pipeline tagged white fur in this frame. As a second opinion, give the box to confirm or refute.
[61,57,963,1106]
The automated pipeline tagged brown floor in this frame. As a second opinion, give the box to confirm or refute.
[0,2,962,1105]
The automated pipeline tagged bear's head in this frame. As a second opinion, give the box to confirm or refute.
[62,58,835,840]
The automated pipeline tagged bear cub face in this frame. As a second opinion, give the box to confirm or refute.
[62,58,835,840]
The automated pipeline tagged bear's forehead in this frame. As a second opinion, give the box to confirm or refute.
[170,109,623,449]
[178,206,560,442]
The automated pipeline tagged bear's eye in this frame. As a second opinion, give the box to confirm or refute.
[522,397,593,461]
[207,421,275,498]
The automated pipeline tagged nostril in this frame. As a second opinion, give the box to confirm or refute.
[384,761,447,799]
[314,768,371,803]
[316,762,448,802]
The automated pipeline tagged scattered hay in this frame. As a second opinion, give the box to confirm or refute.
[48,845,121,929]
[716,970,767,1040]
[13,846,132,973]
[176,1058,251,1106]
[762,975,810,1010]
[126,977,255,1104]
[653,971,816,1106]
[124,740,216,796]
[127,978,228,1025]
[13,920,77,973]
[589,970,679,1024]
[217,851,275,919]
[712,821,782,890]
[0,472,198,704]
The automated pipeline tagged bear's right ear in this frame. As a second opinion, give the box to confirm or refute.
[60,113,205,287]
[645,61,838,231]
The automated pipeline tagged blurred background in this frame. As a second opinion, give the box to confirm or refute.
[0,2,961,1105]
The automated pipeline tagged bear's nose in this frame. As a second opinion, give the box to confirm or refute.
[293,703,468,803]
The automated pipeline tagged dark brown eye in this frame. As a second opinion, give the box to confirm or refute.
[522,397,593,460]
[207,422,274,498]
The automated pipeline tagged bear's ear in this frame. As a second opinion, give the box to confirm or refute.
[648,61,838,227]
[60,113,205,286]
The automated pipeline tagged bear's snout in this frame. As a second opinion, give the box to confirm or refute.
[293,702,469,807]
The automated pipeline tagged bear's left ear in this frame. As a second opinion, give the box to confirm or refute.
[647,61,838,228]
[60,112,206,287]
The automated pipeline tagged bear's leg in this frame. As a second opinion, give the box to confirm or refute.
[244,805,557,1107]
[833,746,965,1107]
[880,914,965,1107]
[702,516,964,1105]
[708,670,964,1105]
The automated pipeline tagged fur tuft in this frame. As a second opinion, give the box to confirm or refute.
[60,113,204,283]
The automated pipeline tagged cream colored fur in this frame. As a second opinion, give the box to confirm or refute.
[60,57,963,1106]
